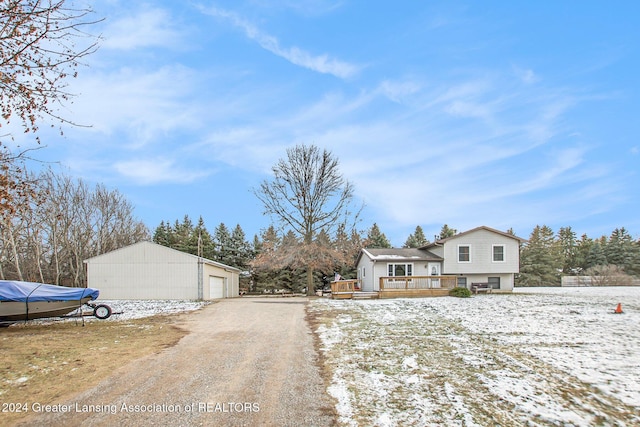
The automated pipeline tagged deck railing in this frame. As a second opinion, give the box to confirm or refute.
[379,275,457,291]
[330,279,360,293]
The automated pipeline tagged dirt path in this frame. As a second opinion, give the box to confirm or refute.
[18,297,336,427]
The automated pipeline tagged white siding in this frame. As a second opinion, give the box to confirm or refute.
[86,241,239,300]
[442,229,520,275]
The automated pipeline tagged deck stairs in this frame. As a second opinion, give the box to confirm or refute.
[351,291,379,299]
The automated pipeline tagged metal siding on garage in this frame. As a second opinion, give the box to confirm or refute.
[209,276,225,299]
[85,241,241,300]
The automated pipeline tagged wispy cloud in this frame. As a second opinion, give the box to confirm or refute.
[102,7,187,51]
[512,65,540,84]
[71,64,201,146]
[199,6,359,79]
[113,158,211,185]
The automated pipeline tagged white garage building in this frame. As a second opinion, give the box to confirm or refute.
[84,241,240,300]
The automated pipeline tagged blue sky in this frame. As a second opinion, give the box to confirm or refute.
[12,0,640,246]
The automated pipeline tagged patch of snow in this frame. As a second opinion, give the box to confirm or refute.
[310,286,640,426]
[97,300,208,321]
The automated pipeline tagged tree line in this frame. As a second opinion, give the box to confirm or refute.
[2,169,638,290]
[0,169,149,286]
[518,225,640,286]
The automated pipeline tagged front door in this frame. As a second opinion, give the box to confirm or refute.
[428,263,440,288]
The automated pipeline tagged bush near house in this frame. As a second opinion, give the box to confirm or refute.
[449,287,472,298]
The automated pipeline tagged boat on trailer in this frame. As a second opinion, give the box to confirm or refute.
[0,280,112,326]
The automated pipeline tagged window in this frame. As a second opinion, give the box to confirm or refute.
[488,277,500,289]
[387,263,413,277]
[493,245,505,262]
[458,245,470,262]
[457,277,467,288]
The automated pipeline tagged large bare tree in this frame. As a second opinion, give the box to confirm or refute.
[1,0,100,220]
[254,144,360,295]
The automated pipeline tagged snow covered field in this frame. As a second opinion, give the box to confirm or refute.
[309,287,640,426]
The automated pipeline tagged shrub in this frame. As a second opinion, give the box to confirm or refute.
[449,287,472,298]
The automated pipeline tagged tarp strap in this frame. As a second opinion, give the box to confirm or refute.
[24,283,43,322]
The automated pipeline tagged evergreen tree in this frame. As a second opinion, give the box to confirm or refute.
[213,223,232,264]
[152,221,172,246]
[574,234,594,272]
[404,225,429,248]
[230,224,252,270]
[334,223,360,278]
[606,227,635,274]
[518,225,562,286]
[558,226,578,274]
[194,216,215,259]
[586,237,608,268]
[438,224,457,240]
[365,223,391,248]
[173,215,194,253]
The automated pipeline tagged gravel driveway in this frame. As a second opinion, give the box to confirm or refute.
[19,297,337,427]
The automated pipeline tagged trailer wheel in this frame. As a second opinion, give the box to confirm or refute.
[93,304,112,319]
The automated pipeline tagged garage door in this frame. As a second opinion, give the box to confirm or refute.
[209,276,225,299]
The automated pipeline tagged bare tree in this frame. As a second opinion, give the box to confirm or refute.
[254,144,360,295]
[1,0,100,137]
[1,169,149,286]
[1,0,100,221]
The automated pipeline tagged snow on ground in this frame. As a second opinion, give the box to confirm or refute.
[97,300,208,321]
[309,287,640,427]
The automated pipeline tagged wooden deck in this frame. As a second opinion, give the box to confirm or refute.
[330,276,456,299]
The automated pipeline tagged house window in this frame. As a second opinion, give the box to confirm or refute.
[488,277,500,289]
[388,263,413,277]
[458,245,471,262]
[493,245,505,262]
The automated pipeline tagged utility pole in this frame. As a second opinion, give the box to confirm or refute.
[197,232,203,300]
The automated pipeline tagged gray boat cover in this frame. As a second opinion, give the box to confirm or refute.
[0,280,99,302]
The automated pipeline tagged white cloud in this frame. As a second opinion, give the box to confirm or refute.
[200,6,359,78]
[102,7,187,51]
[70,64,201,146]
[113,158,211,185]
[512,65,539,84]
[377,79,423,103]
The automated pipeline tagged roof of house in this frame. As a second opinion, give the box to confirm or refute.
[357,247,443,265]
[420,225,527,249]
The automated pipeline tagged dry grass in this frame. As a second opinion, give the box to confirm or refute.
[0,315,188,425]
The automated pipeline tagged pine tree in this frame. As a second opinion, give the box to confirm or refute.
[230,224,252,270]
[194,216,215,259]
[606,228,635,273]
[574,234,594,272]
[518,225,562,286]
[586,237,608,268]
[558,226,578,274]
[365,223,391,248]
[438,224,457,240]
[213,223,232,264]
[152,221,172,246]
[404,225,429,248]
[173,215,195,253]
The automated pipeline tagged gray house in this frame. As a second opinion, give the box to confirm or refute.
[356,226,526,293]
[84,241,240,300]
